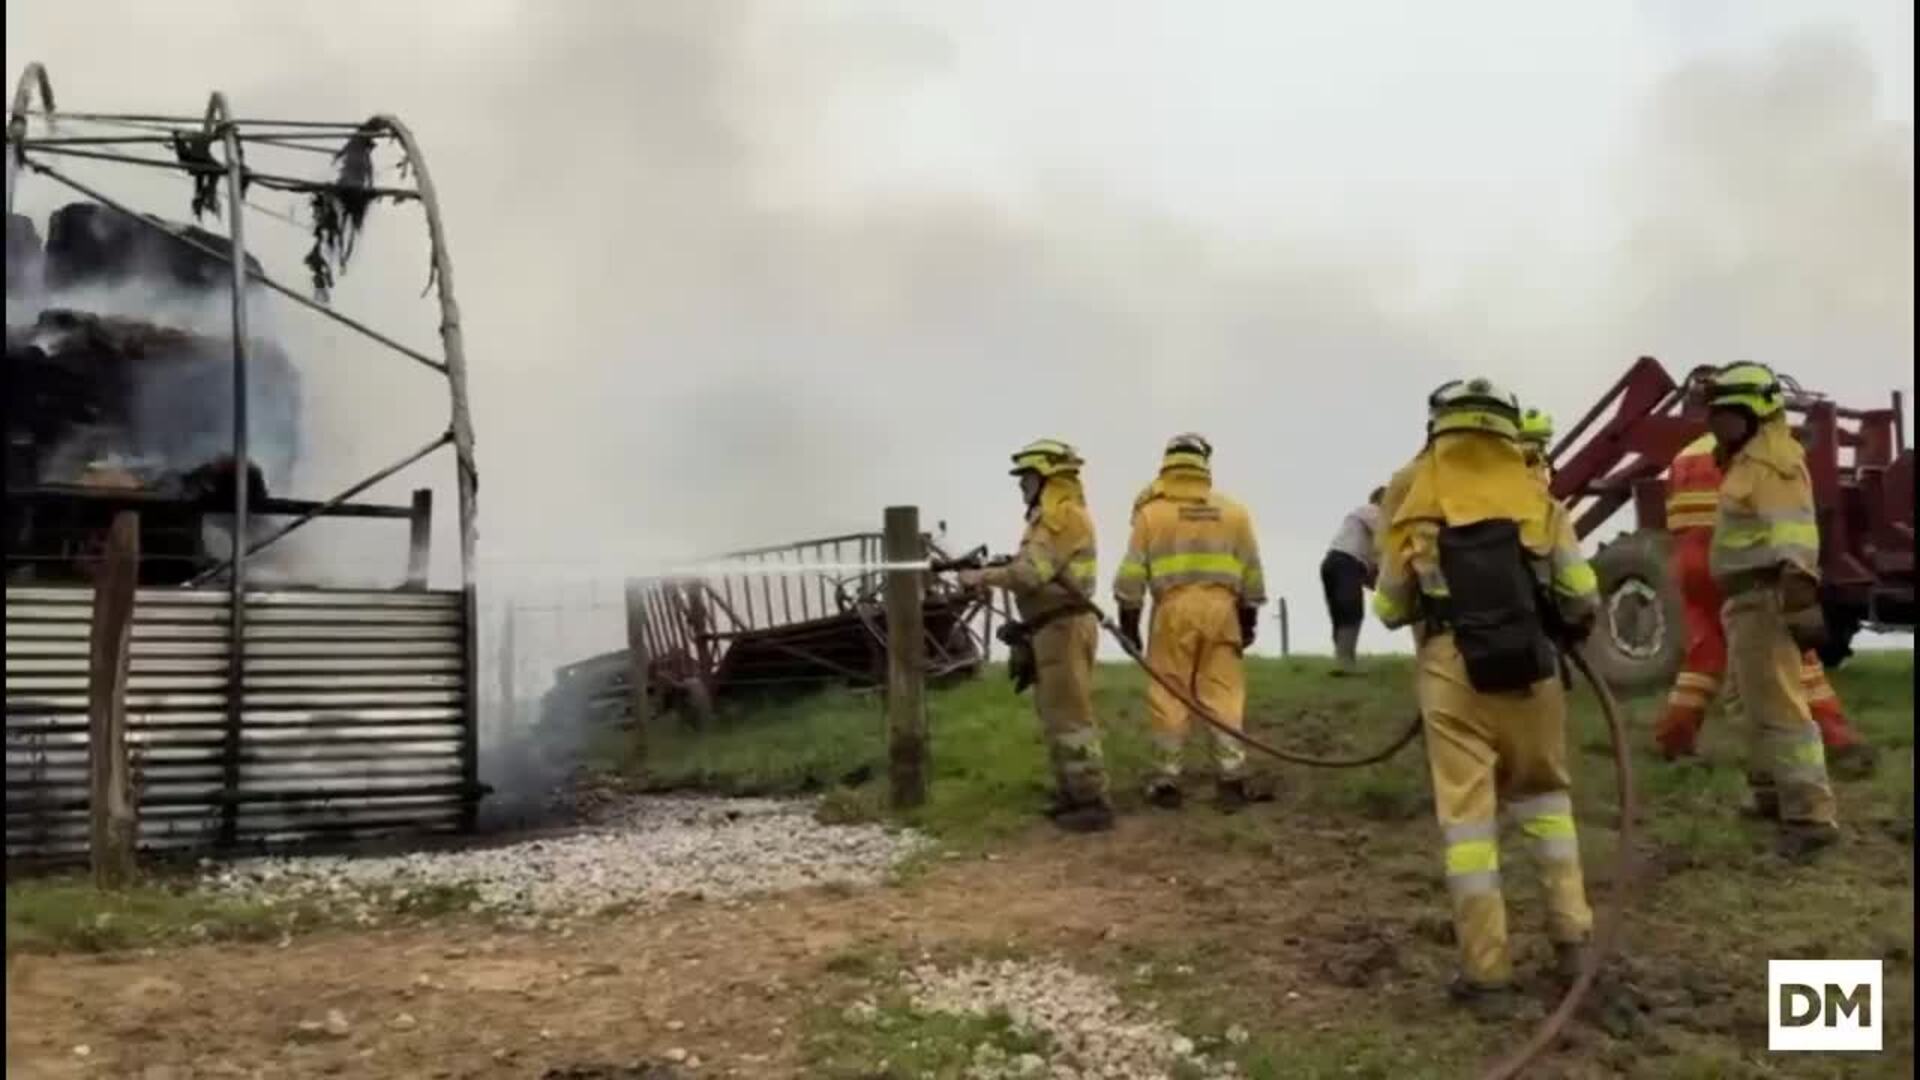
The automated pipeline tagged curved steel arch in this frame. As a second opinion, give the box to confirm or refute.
[5,61,55,213]
[365,113,479,585]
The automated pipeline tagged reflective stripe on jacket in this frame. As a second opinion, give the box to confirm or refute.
[982,476,1098,620]
[1710,418,1820,584]
[1114,471,1265,609]
[1665,433,1721,533]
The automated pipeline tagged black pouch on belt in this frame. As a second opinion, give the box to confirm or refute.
[997,621,1037,694]
[1436,518,1556,693]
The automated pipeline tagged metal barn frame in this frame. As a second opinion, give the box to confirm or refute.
[5,64,484,852]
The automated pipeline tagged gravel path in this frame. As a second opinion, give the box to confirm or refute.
[201,795,926,919]
[899,958,1240,1080]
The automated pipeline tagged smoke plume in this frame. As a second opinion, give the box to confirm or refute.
[5,4,1911,818]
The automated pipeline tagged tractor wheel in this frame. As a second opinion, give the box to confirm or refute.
[1816,601,1862,670]
[1583,529,1686,693]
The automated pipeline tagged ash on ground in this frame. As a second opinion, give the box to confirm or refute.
[871,958,1240,1080]
[201,795,925,920]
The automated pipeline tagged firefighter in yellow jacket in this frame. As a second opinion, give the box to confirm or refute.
[1373,379,1598,1010]
[1114,433,1267,810]
[958,439,1114,833]
[1518,407,1554,487]
[1703,362,1841,859]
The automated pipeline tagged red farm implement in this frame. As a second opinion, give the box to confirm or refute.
[1549,356,1913,690]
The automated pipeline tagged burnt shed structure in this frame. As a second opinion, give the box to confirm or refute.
[5,67,484,860]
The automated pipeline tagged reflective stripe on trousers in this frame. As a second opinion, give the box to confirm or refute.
[1419,633,1594,986]
[1723,588,1837,826]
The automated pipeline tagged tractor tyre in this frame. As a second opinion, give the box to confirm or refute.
[1583,529,1687,693]
[1815,600,1862,670]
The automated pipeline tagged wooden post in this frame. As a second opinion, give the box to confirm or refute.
[88,511,140,889]
[884,506,928,809]
[404,488,433,589]
[675,585,717,726]
[623,579,654,753]
[1278,597,1291,658]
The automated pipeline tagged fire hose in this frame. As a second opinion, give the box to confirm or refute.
[959,573,1637,1080]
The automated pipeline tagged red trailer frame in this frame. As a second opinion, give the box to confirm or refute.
[1546,356,1912,686]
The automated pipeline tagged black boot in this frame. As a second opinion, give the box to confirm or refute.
[1053,800,1115,834]
[1447,975,1519,1022]
[1741,789,1782,821]
[1215,778,1249,814]
[1777,821,1841,863]
[1145,780,1183,810]
[1827,742,1878,780]
[1330,626,1360,676]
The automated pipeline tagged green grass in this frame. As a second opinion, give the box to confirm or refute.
[6,873,492,956]
[604,654,1435,847]
[4,875,306,954]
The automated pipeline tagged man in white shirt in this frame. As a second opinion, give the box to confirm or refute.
[1321,487,1384,674]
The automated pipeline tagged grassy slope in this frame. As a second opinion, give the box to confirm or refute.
[613,651,1914,1078]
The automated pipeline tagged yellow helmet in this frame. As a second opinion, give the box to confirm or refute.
[1705,361,1786,419]
[1009,438,1084,478]
[1161,431,1212,474]
[1518,407,1554,448]
[1427,377,1522,440]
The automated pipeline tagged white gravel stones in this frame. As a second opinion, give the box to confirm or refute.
[904,958,1238,1080]
[201,795,925,918]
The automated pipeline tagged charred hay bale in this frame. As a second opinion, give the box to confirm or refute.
[6,213,44,297]
[44,201,266,294]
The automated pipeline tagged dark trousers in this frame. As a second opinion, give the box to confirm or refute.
[1321,550,1368,630]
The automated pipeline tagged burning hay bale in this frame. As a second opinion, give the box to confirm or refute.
[200,795,927,921]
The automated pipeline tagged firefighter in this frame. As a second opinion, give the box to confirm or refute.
[1114,433,1267,811]
[1373,378,1598,1010]
[958,439,1114,832]
[1702,362,1841,859]
[1518,407,1554,485]
[1653,428,1874,774]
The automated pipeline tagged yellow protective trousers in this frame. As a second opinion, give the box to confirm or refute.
[1145,586,1246,782]
[1032,613,1110,806]
[1723,588,1838,826]
[1418,633,1593,987]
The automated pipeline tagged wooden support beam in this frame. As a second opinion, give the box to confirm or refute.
[404,488,433,589]
[884,506,928,809]
[88,511,140,889]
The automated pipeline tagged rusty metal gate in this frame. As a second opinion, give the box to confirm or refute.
[624,531,991,706]
[4,585,480,859]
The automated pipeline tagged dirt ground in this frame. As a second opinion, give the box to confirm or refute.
[8,792,1910,1080]
[7,821,1319,1080]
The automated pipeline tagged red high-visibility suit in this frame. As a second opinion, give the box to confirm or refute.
[1652,434,1862,757]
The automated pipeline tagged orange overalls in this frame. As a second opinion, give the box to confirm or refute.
[1652,434,1862,757]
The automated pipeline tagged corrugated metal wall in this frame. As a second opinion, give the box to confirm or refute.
[5,585,479,858]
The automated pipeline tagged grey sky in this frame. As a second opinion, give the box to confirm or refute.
[7,1,1913,661]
